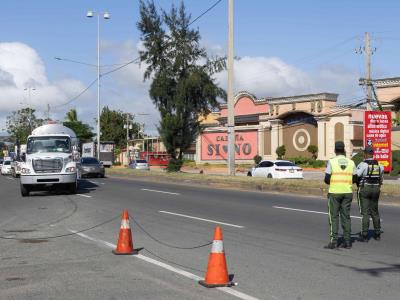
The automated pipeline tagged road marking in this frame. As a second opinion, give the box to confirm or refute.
[76,194,92,198]
[6,177,15,180]
[159,211,245,228]
[141,188,180,195]
[69,230,260,300]
[88,180,105,185]
[273,206,362,219]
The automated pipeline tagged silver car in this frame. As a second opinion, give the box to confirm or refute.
[129,159,150,170]
[79,157,105,178]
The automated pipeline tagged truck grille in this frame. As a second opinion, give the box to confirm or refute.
[33,158,63,173]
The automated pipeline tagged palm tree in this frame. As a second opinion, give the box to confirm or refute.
[65,108,78,122]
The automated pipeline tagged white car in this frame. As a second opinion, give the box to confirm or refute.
[1,160,12,175]
[248,160,303,179]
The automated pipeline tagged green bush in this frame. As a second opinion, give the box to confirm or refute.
[253,154,262,165]
[288,156,311,165]
[310,160,326,168]
[307,145,318,160]
[276,145,286,159]
[167,158,183,172]
[392,150,400,163]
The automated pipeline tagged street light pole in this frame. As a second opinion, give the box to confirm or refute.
[227,0,235,175]
[87,10,110,160]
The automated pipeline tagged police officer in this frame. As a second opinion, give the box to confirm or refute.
[356,146,384,242]
[324,141,357,249]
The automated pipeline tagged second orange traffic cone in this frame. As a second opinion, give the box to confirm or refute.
[199,226,233,288]
[112,210,138,255]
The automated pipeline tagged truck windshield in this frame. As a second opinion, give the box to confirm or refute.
[27,136,71,154]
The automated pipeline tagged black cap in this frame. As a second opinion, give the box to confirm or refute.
[364,146,374,155]
[335,141,345,152]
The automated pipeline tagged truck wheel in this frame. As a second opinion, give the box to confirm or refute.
[68,182,78,194]
[20,184,30,197]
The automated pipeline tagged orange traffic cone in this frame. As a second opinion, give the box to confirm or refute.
[112,210,138,255]
[199,226,233,288]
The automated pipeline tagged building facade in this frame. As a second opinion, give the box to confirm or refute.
[197,91,365,164]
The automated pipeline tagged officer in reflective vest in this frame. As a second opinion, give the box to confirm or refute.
[324,141,357,249]
[356,146,384,242]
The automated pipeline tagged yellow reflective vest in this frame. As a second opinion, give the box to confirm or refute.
[329,155,355,194]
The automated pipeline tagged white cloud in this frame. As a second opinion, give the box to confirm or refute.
[0,42,93,133]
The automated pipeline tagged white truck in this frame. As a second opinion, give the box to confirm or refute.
[19,124,79,197]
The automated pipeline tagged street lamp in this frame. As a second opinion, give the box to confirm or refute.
[23,86,36,105]
[86,10,110,160]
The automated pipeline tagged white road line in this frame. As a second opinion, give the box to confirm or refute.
[6,177,15,180]
[159,211,245,228]
[141,188,180,195]
[273,206,362,219]
[68,230,260,300]
[76,194,92,198]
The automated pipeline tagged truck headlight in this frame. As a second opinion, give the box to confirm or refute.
[65,167,76,173]
[21,168,31,174]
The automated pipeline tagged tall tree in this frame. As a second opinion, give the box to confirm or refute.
[100,107,141,149]
[65,108,78,122]
[6,107,44,148]
[63,109,94,142]
[137,1,226,171]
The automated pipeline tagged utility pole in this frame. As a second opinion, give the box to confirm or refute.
[227,0,235,176]
[357,32,375,110]
[365,32,373,110]
[46,104,51,120]
[124,113,132,165]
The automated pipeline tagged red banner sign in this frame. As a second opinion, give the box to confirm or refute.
[364,111,392,172]
[201,131,258,161]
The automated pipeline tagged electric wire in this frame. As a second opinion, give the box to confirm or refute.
[188,0,223,26]
[0,214,120,241]
[54,78,98,108]
[132,216,212,250]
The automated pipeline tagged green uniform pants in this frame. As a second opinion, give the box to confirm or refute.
[357,184,381,235]
[328,193,353,242]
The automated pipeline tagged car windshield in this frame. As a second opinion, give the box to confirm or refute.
[4,161,11,165]
[27,136,71,154]
[136,160,147,163]
[275,161,296,167]
[81,157,99,164]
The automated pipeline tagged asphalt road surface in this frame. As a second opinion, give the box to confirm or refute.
[0,174,399,300]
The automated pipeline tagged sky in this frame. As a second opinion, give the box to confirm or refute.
[1,0,400,135]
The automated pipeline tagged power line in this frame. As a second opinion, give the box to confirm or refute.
[188,0,223,26]
[54,78,98,108]
[101,58,140,77]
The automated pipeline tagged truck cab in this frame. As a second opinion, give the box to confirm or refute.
[19,124,79,196]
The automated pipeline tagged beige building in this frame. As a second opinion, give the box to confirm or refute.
[197,91,364,164]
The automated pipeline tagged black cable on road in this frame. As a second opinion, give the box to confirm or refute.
[132,217,212,250]
[0,214,120,241]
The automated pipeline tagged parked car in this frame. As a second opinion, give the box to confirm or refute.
[129,159,150,170]
[79,157,105,178]
[0,159,3,172]
[1,160,12,175]
[248,160,303,179]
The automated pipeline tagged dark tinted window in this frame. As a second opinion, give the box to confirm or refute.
[4,161,11,165]
[135,160,147,163]
[275,161,295,167]
[259,161,273,168]
[81,157,99,164]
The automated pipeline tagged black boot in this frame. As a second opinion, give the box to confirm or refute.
[324,241,337,249]
[343,240,352,249]
[359,234,368,242]
[374,233,381,241]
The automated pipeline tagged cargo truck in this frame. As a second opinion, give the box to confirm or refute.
[19,124,79,196]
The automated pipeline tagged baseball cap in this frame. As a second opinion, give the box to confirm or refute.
[335,141,345,152]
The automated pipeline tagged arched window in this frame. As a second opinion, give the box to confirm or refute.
[334,122,344,142]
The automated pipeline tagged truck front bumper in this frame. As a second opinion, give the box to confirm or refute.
[20,173,77,185]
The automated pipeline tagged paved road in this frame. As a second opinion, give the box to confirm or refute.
[0,174,399,300]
